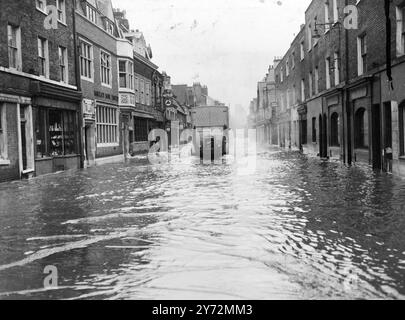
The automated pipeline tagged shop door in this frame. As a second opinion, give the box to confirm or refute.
[371,104,382,170]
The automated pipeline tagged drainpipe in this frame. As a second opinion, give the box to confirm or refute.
[344,0,352,165]
[72,0,84,169]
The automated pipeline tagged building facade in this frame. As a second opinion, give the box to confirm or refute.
[0,0,82,183]
[75,0,121,167]
[254,0,405,178]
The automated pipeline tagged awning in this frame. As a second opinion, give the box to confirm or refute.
[131,111,155,119]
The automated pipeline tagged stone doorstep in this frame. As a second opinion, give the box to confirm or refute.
[95,154,125,166]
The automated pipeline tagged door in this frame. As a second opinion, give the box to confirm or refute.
[371,104,382,170]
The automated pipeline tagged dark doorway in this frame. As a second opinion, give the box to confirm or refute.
[319,115,323,157]
[384,102,392,149]
[20,106,28,171]
[371,104,382,170]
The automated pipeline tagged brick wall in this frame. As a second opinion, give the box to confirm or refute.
[0,0,77,86]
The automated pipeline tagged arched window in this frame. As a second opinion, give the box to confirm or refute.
[355,108,369,149]
[330,112,340,146]
[400,102,405,156]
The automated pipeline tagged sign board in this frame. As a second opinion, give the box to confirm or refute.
[82,99,95,121]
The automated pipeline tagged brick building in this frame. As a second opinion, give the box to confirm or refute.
[114,10,165,155]
[75,0,121,167]
[0,0,82,182]
[254,0,405,178]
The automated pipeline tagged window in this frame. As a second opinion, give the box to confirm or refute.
[38,37,49,78]
[135,77,140,103]
[36,0,47,12]
[292,52,295,69]
[309,72,313,97]
[119,60,134,89]
[7,25,21,71]
[286,60,290,76]
[326,57,331,89]
[57,0,66,23]
[325,2,330,32]
[355,108,369,148]
[80,40,93,80]
[34,108,78,158]
[96,105,118,145]
[312,117,317,143]
[300,41,305,60]
[330,112,340,146]
[100,51,111,86]
[58,46,68,83]
[280,67,284,82]
[357,35,367,75]
[140,79,145,104]
[332,0,338,23]
[396,6,405,56]
[307,23,312,51]
[105,20,115,35]
[301,79,305,102]
[0,104,7,161]
[314,67,319,94]
[400,103,405,156]
[334,52,340,85]
[134,118,148,142]
[86,5,97,24]
[146,82,151,106]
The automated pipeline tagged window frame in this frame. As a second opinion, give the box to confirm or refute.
[57,0,66,24]
[7,24,22,71]
[96,105,119,146]
[79,39,94,81]
[58,46,68,84]
[100,50,112,87]
[38,37,49,78]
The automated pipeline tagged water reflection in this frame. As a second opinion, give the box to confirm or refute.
[0,149,404,299]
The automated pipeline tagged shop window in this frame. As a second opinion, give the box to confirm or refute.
[35,108,78,158]
[330,112,340,146]
[312,117,317,143]
[355,108,369,149]
[96,105,118,145]
[0,104,8,160]
[134,118,148,142]
[400,103,405,156]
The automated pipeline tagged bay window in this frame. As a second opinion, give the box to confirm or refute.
[119,60,134,89]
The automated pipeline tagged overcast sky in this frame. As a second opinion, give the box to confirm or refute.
[113,0,312,111]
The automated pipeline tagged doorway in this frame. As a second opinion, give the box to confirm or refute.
[371,104,382,170]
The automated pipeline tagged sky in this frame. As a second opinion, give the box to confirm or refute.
[113,0,312,113]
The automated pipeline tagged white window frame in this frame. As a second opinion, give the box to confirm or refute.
[86,4,97,24]
[38,37,49,78]
[334,52,340,85]
[57,0,66,24]
[396,6,405,56]
[332,0,338,24]
[314,67,319,94]
[357,35,367,76]
[301,79,305,102]
[100,50,112,87]
[325,2,330,32]
[300,41,305,60]
[80,39,94,81]
[58,46,68,84]
[96,105,119,146]
[326,57,331,89]
[309,72,313,97]
[36,0,47,13]
[119,60,134,90]
[7,24,22,71]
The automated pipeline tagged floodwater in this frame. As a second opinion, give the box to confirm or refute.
[0,149,405,300]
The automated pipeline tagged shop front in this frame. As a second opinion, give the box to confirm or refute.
[31,81,82,176]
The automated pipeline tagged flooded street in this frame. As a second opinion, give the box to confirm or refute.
[0,149,405,300]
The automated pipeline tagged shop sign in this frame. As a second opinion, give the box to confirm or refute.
[83,99,95,121]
